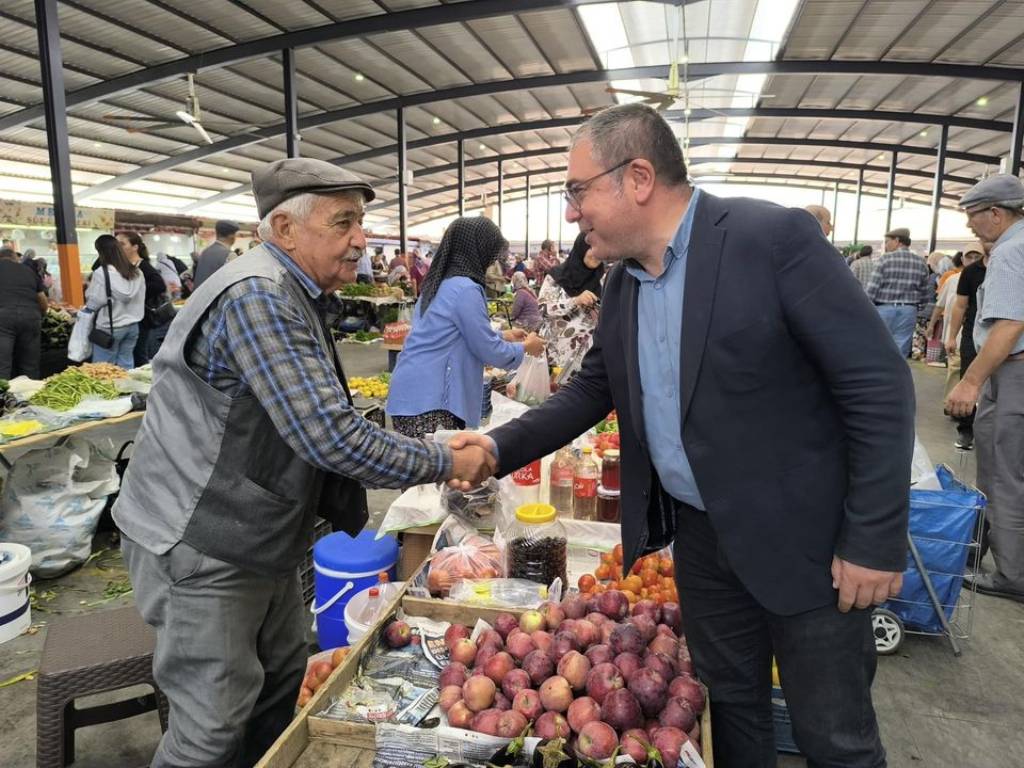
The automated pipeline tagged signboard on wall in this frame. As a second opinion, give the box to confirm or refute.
[0,198,115,231]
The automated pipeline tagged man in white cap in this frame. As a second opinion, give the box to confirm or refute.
[946,173,1024,602]
[113,158,496,766]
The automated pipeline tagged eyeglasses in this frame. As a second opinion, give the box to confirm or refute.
[562,158,633,211]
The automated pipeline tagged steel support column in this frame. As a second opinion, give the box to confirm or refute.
[853,167,864,244]
[831,182,839,245]
[525,175,532,257]
[546,186,552,240]
[35,0,82,306]
[457,139,465,216]
[1011,81,1024,176]
[929,124,949,254]
[397,107,407,256]
[885,151,897,233]
[283,48,300,158]
[498,160,504,228]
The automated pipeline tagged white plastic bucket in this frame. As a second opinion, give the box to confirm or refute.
[343,583,404,646]
[0,543,32,644]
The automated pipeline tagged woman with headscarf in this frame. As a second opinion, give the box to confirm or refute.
[536,230,605,374]
[386,217,545,438]
[510,271,541,332]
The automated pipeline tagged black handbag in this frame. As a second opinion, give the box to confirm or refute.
[146,294,177,326]
[89,265,115,349]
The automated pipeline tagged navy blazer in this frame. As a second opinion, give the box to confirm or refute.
[489,191,914,615]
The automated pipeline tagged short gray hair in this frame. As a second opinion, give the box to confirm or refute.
[256,192,319,240]
[571,103,687,188]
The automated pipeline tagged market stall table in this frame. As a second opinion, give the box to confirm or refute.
[0,411,143,470]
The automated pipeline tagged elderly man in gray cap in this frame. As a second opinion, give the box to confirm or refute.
[865,226,931,356]
[192,218,240,288]
[947,173,1024,603]
[112,158,496,767]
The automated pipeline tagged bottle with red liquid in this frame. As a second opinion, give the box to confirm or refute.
[549,446,576,518]
[573,446,599,520]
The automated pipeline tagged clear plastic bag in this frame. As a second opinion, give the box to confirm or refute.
[426,534,502,597]
[441,478,501,522]
[509,353,550,406]
[447,577,560,608]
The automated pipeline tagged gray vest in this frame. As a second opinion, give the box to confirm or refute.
[113,245,353,574]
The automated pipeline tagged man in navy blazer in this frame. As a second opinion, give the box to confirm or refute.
[455,104,913,766]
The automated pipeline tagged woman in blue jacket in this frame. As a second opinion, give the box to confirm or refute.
[387,217,544,438]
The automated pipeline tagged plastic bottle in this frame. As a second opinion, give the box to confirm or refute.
[549,446,576,518]
[377,571,393,602]
[511,458,543,506]
[573,446,599,521]
[355,586,381,625]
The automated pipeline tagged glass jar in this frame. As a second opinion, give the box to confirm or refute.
[596,486,620,523]
[505,503,567,588]
[601,449,620,491]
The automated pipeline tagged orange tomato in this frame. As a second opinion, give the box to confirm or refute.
[631,560,643,575]
[600,553,614,566]
[623,575,643,594]
[642,570,660,587]
[659,557,674,577]
[578,574,597,592]
[595,563,611,580]
[612,543,623,564]
[611,565,623,580]
[621,589,637,603]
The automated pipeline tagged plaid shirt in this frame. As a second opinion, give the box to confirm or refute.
[865,247,931,306]
[186,243,451,487]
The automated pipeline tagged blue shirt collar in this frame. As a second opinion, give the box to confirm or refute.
[626,186,701,282]
[263,241,323,300]
[996,218,1024,248]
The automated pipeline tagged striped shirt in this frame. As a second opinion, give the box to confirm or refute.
[850,255,877,290]
[865,247,931,306]
[186,242,451,487]
[975,219,1024,356]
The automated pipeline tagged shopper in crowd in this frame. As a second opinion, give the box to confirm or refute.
[117,231,172,365]
[452,103,913,765]
[389,247,405,271]
[534,230,604,376]
[865,226,931,356]
[947,174,1024,603]
[945,243,990,449]
[938,251,963,290]
[113,158,495,768]
[0,246,47,379]
[371,246,387,275]
[849,244,876,289]
[192,220,239,289]
[485,245,509,297]
[925,251,965,347]
[386,216,543,439]
[355,247,374,284]
[410,247,430,292]
[154,251,183,299]
[532,238,558,285]
[510,271,541,332]
[87,235,144,369]
[510,253,527,275]
[804,203,833,238]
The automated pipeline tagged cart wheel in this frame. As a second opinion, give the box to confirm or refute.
[872,608,904,655]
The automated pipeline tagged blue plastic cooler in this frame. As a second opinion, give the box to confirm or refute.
[312,530,399,649]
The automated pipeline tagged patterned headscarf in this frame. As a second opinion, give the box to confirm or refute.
[418,216,508,314]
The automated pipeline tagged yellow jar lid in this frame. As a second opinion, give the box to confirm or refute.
[516,503,556,524]
[603,449,620,458]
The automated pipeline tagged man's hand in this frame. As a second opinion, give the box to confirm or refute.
[447,432,499,491]
[945,378,980,418]
[831,556,903,613]
[504,328,527,342]
[944,336,958,356]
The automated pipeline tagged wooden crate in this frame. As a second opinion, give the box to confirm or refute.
[260,571,713,767]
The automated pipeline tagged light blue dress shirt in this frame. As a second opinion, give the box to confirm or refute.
[625,187,705,510]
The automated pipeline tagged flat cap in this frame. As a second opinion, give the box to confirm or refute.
[215,220,239,237]
[959,173,1024,212]
[885,227,911,240]
[252,158,375,219]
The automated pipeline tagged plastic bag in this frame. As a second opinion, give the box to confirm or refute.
[67,308,95,363]
[447,577,553,608]
[441,478,501,522]
[509,353,550,406]
[427,534,503,597]
[0,437,119,577]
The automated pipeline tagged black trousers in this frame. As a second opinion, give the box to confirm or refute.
[0,308,41,380]
[673,502,885,768]
[956,334,978,432]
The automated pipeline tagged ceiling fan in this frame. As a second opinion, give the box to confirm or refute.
[102,73,237,144]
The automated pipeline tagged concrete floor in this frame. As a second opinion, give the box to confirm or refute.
[2,346,1022,767]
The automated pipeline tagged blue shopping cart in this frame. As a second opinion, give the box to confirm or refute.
[871,465,986,657]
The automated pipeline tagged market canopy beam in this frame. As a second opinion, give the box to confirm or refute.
[81,65,1018,204]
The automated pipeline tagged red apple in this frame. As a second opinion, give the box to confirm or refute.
[439,685,463,713]
[506,631,537,662]
[539,675,574,713]
[661,602,683,635]
[631,599,661,624]
[651,726,689,768]
[439,662,468,689]
[621,728,655,764]
[501,668,532,700]
[552,630,580,660]
[557,650,592,692]
[669,674,706,715]
[561,595,589,619]
[530,630,554,654]
[629,667,668,718]
[596,590,629,620]
[522,649,556,686]
[484,651,516,685]
[586,612,610,627]
[577,721,618,760]
[535,711,571,740]
[519,610,545,634]
[475,644,498,670]
[493,612,520,640]
[447,700,473,729]
[601,687,644,732]
[585,662,624,705]
[648,634,679,659]
[566,695,601,733]
[462,675,497,712]
[585,644,615,667]
[494,691,511,711]
[571,618,599,649]
[610,623,644,656]
[471,708,502,735]
[385,620,412,648]
[614,652,643,683]
[628,614,658,643]
[512,688,543,721]
[659,696,697,732]
[445,624,472,649]
[478,629,504,650]
[497,709,529,738]
[450,638,477,667]
[644,651,676,682]
[540,601,566,631]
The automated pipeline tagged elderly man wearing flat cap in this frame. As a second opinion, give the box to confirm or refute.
[865,226,931,357]
[946,173,1024,603]
[112,158,496,767]
[193,218,240,288]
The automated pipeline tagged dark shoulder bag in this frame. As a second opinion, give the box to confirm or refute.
[89,265,115,349]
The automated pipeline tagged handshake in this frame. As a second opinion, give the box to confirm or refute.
[446,432,501,491]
